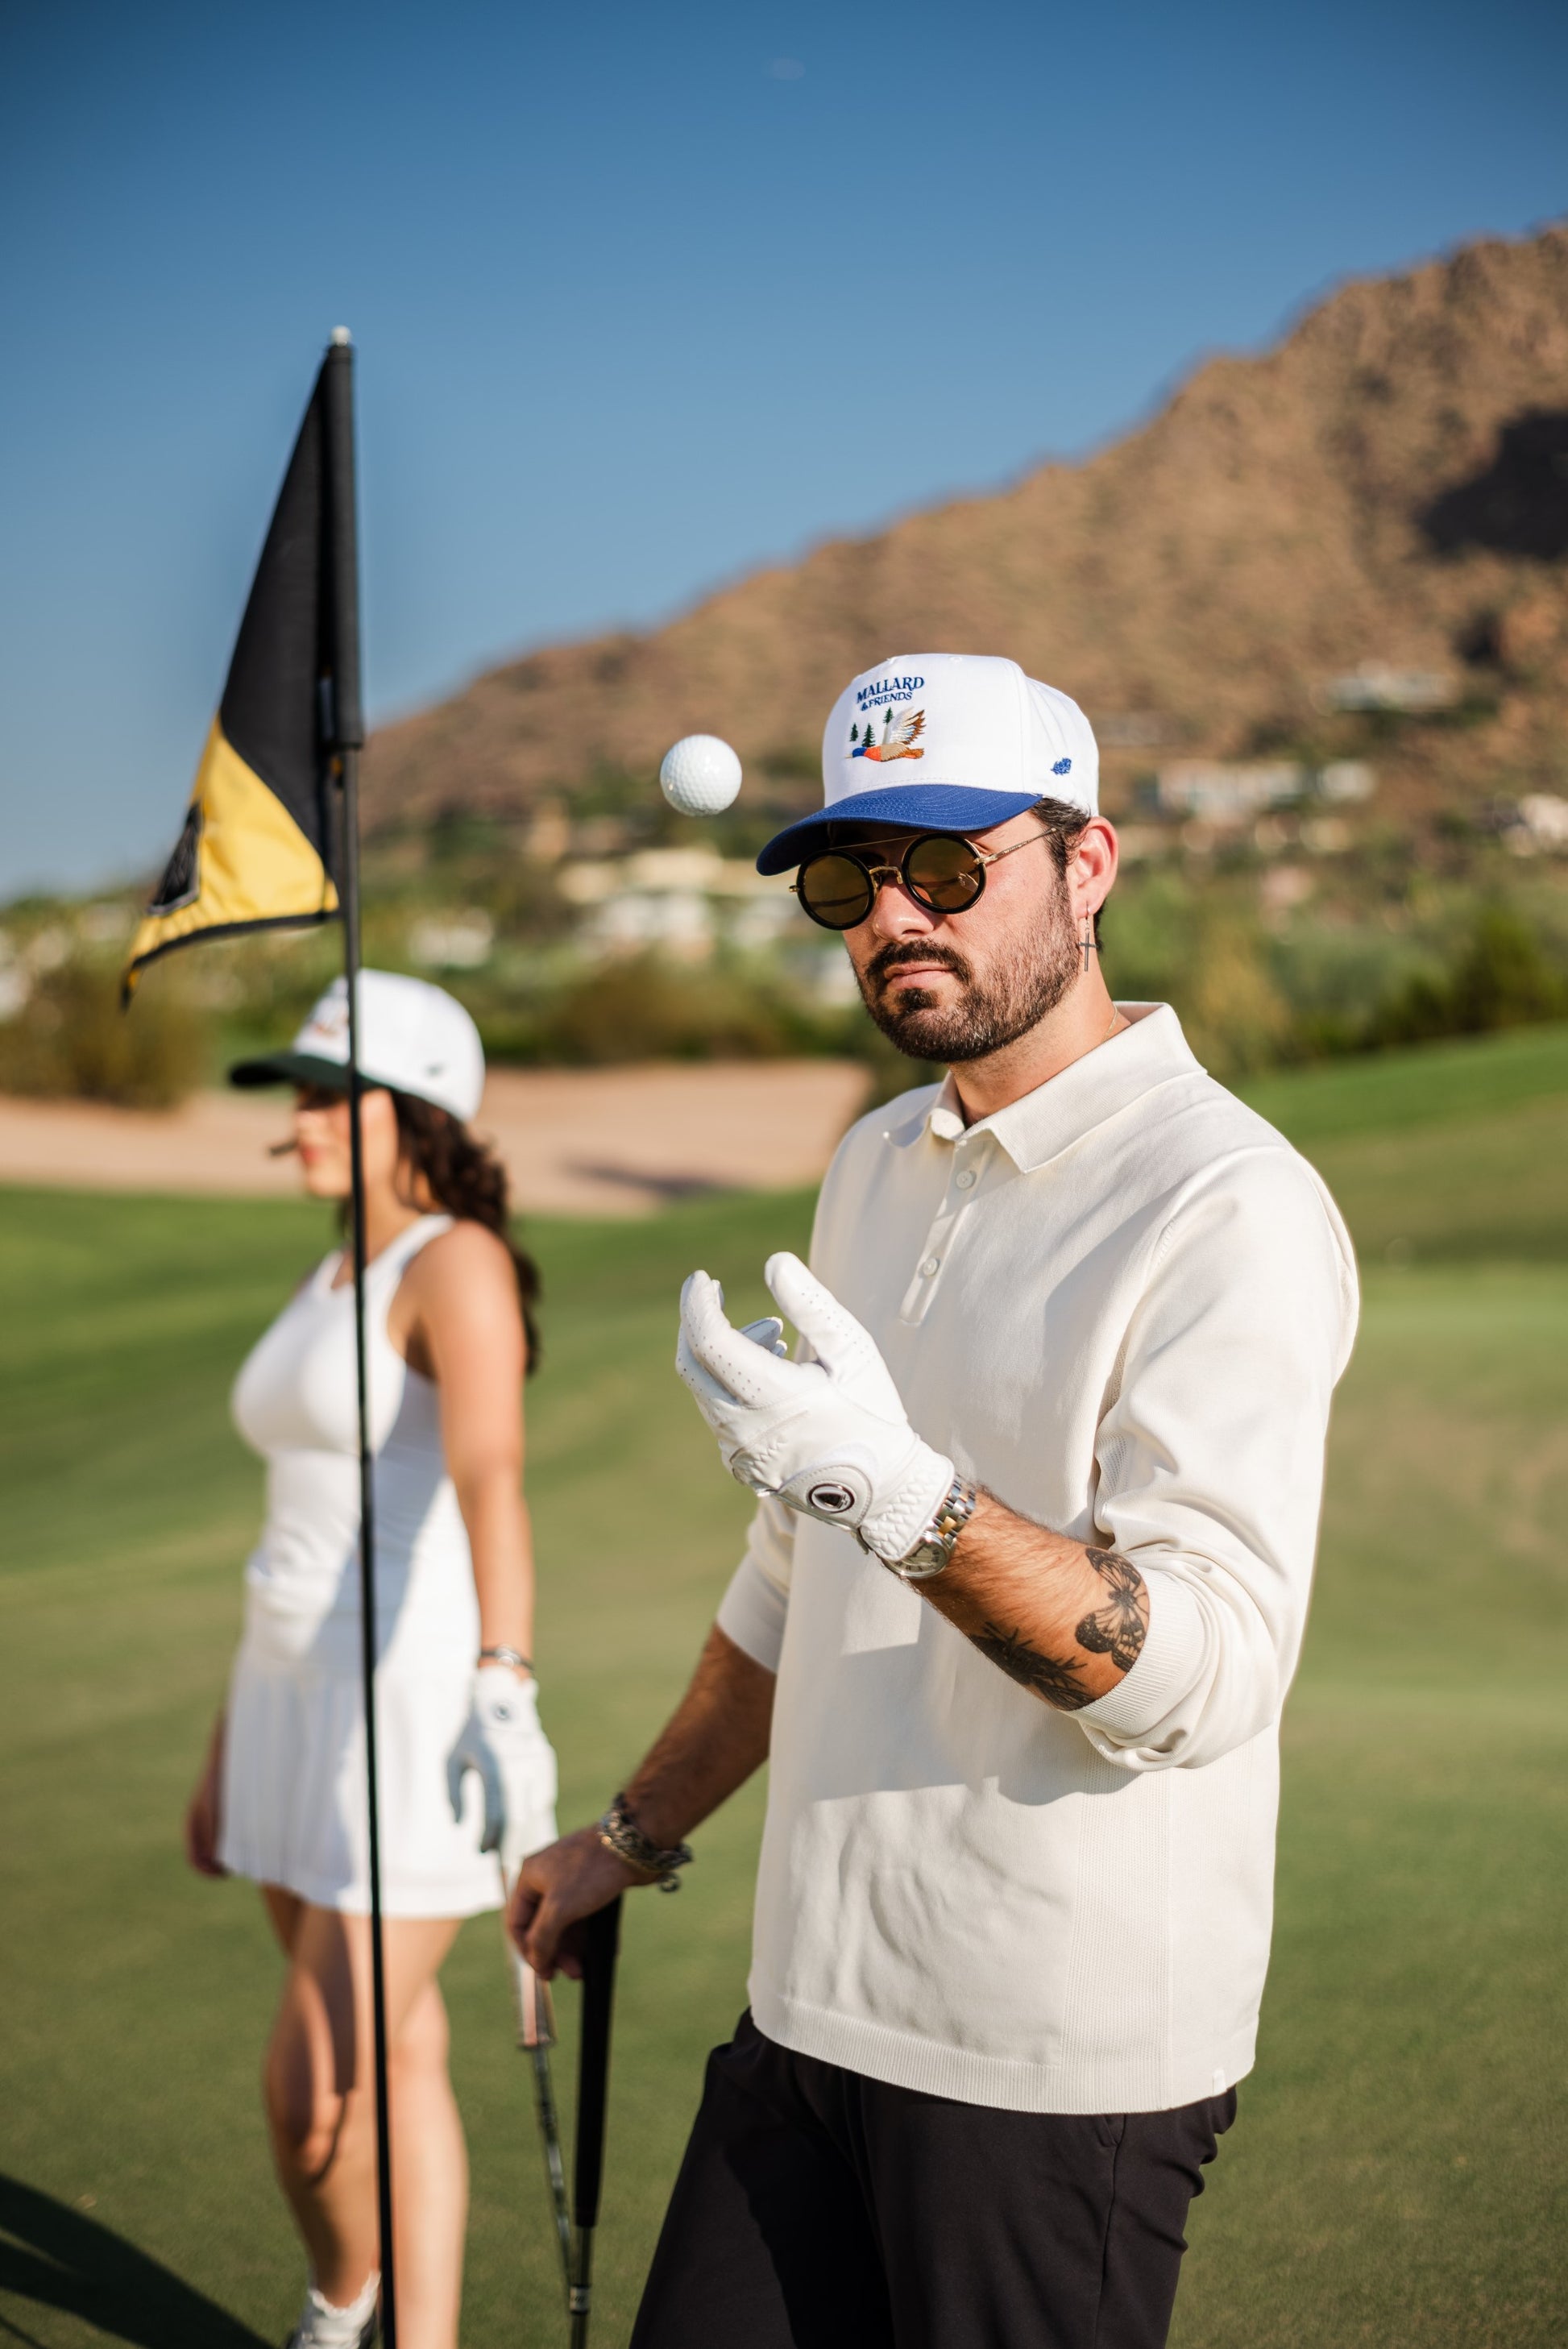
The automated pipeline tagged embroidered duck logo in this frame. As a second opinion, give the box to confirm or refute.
[849,707,927,762]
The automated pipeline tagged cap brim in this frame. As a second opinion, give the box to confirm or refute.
[227,1051,354,1093]
[756,785,1045,875]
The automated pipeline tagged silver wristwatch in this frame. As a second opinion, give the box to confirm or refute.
[884,1473,979,1581]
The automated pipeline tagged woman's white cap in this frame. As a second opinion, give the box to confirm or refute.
[229,970,486,1122]
[757,653,1100,874]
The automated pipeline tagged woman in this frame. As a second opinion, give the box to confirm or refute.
[185,970,557,2349]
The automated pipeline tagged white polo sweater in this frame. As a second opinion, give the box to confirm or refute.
[716,1004,1358,2115]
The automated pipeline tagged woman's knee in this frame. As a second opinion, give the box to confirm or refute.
[390,1979,450,2085]
[264,2019,359,2180]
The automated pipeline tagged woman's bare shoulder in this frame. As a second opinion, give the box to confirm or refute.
[408,1217,517,1296]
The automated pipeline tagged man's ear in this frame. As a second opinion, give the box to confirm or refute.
[1070,819,1118,920]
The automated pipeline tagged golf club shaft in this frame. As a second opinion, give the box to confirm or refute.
[568,2231,595,2349]
[569,1897,624,2347]
[517,1960,573,2286]
[532,2040,574,2289]
[505,1897,574,2297]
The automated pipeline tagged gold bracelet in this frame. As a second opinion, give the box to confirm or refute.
[595,1792,693,1892]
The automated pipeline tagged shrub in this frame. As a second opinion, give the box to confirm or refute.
[0,952,209,1107]
[1177,920,1296,1077]
[541,955,802,1065]
[1374,907,1568,1045]
[470,950,944,1092]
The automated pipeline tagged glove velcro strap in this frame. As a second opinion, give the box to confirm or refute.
[857,1443,958,1563]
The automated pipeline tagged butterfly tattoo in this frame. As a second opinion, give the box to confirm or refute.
[1074,1548,1149,1672]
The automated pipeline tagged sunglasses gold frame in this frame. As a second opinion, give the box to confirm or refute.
[792,828,1053,931]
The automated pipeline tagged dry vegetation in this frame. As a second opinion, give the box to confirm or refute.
[364,226,1568,834]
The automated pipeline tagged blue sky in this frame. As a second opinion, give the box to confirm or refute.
[2,0,1564,895]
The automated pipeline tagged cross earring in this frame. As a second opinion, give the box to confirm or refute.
[1081,916,1099,973]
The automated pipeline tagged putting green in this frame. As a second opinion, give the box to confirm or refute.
[2,1031,1565,2346]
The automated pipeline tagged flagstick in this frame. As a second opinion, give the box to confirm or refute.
[339,740,399,2348]
[325,330,400,2349]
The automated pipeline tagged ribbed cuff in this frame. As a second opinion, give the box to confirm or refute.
[1074,1570,1208,1741]
[716,1555,789,1673]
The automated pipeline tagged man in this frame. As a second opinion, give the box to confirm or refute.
[512,653,1359,2349]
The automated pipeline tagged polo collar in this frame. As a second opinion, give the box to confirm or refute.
[889,1003,1201,1171]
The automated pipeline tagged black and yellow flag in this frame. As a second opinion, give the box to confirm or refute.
[124,340,361,998]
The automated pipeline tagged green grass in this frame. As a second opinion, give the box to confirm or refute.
[0,1188,807,2349]
[1168,1263,1568,2349]
[1237,1019,1568,1146]
[1239,1019,1568,1265]
[2,1027,1566,2346]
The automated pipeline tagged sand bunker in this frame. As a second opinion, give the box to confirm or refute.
[0,1060,873,1217]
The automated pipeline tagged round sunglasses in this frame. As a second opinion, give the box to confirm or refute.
[793,828,1050,932]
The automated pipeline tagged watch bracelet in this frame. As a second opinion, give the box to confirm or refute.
[889,1472,980,1580]
[595,1791,694,1892]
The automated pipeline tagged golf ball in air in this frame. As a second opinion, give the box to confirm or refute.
[660,734,742,816]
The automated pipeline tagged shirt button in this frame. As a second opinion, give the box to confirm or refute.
[956,1168,977,1190]
[921,1255,940,1277]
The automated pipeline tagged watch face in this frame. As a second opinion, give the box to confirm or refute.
[899,1538,946,1577]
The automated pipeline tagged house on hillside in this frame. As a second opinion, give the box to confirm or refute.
[1155,760,1377,824]
[1318,663,1457,714]
[558,847,800,961]
[1155,762,1305,822]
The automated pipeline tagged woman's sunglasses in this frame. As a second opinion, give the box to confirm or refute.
[793,828,1049,932]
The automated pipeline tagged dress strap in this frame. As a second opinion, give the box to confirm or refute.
[368,1214,455,1284]
[322,1214,456,1301]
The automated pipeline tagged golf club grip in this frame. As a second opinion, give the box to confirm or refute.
[573,1895,623,2230]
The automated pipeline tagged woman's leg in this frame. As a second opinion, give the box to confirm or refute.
[260,1892,464,2349]
[388,1974,468,2347]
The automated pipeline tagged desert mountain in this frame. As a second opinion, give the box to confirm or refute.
[364,224,1568,826]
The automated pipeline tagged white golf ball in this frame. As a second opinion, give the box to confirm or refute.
[659,734,742,816]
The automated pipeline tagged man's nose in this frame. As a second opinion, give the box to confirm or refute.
[861,871,940,941]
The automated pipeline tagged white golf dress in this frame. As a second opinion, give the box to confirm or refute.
[218,1214,503,1917]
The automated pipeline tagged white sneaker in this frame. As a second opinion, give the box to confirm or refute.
[284,2271,379,2348]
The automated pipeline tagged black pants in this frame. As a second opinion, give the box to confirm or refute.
[631,2014,1234,2349]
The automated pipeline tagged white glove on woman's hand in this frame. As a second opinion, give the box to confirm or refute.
[446,1667,558,1878]
[676,1250,954,1563]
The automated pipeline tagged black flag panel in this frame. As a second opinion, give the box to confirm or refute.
[124,360,343,996]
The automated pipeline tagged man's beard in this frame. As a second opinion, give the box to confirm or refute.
[857,894,1081,1063]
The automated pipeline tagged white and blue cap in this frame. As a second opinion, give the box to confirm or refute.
[756,652,1099,875]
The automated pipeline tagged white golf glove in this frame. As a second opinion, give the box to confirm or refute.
[446,1667,558,1879]
[676,1251,954,1564]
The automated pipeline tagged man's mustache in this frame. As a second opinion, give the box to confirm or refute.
[865,940,973,992]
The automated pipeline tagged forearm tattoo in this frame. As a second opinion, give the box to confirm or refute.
[1075,1549,1149,1672]
[969,1624,1093,1709]
[971,1546,1148,1712]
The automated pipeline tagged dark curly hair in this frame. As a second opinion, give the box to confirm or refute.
[390,1092,541,1375]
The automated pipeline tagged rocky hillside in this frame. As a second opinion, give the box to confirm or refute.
[364,223,1568,827]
